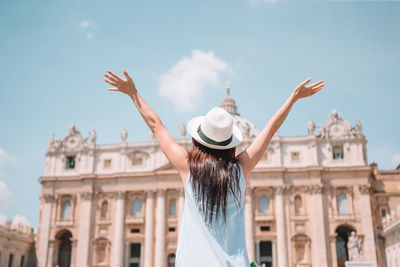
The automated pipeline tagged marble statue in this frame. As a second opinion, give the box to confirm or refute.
[90,130,97,145]
[180,124,186,139]
[121,128,128,143]
[308,118,315,136]
[347,231,362,261]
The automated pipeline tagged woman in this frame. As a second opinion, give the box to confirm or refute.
[104,70,325,266]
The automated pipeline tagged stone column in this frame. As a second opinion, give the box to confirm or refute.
[144,189,155,267]
[154,189,166,267]
[309,185,329,267]
[359,185,378,266]
[46,240,55,267]
[274,186,288,267]
[272,239,277,267]
[244,187,255,262]
[76,192,94,267]
[111,191,126,267]
[177,188,185,232]
[38,194,55,267]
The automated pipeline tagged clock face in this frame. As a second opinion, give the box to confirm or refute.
[67,137,79,147]
[330,124,344,137]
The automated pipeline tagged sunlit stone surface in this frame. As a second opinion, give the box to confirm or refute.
[34,87,399,267]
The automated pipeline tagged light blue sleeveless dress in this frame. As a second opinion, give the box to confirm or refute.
[175,165,249,267]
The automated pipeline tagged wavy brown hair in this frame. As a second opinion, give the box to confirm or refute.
[188,138,244,228]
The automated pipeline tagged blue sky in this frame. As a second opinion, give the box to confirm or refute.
[0,0,399,230]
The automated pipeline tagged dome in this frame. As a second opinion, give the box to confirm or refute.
[220,82,259,139]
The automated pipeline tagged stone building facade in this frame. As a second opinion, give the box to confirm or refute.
[0,221,36,267]
[371,164,400,266]
[36,88,380,267]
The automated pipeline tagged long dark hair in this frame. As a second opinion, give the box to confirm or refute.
[188,138,244,228]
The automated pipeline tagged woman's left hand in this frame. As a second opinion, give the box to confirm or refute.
[292,77,325,100]
[104,70,136,96]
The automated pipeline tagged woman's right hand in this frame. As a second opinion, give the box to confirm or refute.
[292,77,325,100]
[104,70,137,97]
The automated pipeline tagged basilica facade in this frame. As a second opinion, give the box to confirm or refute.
[36,88,381,267]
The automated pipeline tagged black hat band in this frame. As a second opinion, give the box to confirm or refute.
[197,125,233,146]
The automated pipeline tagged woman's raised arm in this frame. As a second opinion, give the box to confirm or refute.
[104,70,189,182]
[238,77,325,178]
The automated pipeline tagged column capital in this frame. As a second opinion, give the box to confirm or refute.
[79,192,94,201]
[96,191,115,199]
[114,191,126,200]
[273,185,288,195]
[145,189,156,197]
[308,184,325,195]
[358,184,371,194]
[157,188,167,196]
[42,193,56,203]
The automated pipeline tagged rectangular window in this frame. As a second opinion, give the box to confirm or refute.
[20,255,25,267]
[381,209,387,218]
[168,227,176,232]
[128,243,141,267]
[65,156,76,169]
[132,157,143,166]
[259,241,273,267]
[103,159,112,168]
[169,203,176,216]
[130,243,141,258]
[130,228,140,233]
[291,151,300,162]
[8,254,14,267]
[260,226,270,232]
[332,146,344,160]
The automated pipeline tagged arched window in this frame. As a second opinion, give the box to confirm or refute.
[100,201,108,219]
[132,199,142,217]
[56,230,72,267]
[259,195,269,214]
[62,200,71,220]
[169,201,176,216]
[337,194,349,214]
[294,195,302,215]
[167,253,176,267]
[335,225,356,267]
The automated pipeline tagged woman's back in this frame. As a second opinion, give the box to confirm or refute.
[175,164,249,267]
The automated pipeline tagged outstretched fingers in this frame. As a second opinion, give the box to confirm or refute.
[311,86,324,95]
[309,80,324,89]
[104,73,118,83]
[104,78,117,87]
[123,70,133,81]
[106,70,122,81]
[301,77,312,86]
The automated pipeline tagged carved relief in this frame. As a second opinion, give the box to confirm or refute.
[43,193,56,203]
[308,184,325,194]
[314,110,364,139]
[358,185,371,194]
[80,192,94,201]
[273,185,289,195]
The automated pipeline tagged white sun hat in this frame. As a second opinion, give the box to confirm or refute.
[187,107,243,150]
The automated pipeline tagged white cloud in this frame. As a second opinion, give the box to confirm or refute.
[0,213,7,225]
[392,153,400,166]
[78,20,96,40]
[0,180,11,211]
[12,214,31,227]
[158,50,230,111]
